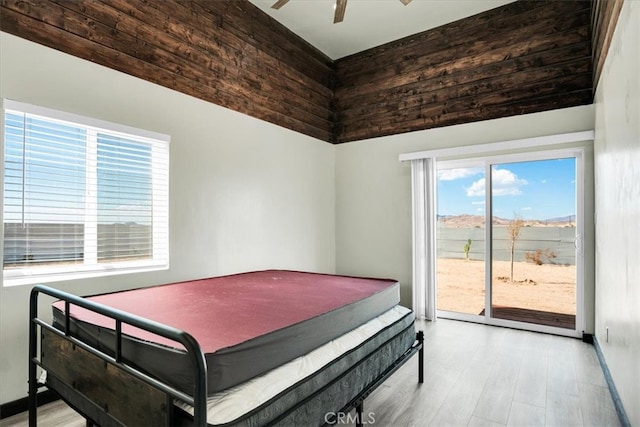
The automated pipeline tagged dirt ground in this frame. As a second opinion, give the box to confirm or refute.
[437,258,576,315]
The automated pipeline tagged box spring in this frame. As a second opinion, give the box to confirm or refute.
[173,306,416,426]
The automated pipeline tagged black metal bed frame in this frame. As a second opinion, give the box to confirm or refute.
[28,284,424,427]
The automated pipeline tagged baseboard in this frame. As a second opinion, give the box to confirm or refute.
[592,336,631,427]
[0,390,60,419]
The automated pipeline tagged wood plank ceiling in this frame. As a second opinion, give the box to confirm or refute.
[0,0,624,144]
[591,0,624,91]
[334,0,593,143]
[0,0,335,142]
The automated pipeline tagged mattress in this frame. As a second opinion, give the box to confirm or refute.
[174,305,416,426]
[52,270,400,394]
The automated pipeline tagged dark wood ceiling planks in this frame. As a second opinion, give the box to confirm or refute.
[0,0,620,144]
[0,0,335,142]
[591,0,624,92]
[333,0,594,143]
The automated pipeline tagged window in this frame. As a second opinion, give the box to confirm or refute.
[2,100,169,286]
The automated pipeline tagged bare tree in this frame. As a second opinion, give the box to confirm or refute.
[507,217,524,282]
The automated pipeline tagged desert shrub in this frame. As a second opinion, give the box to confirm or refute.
[525,248,557,265]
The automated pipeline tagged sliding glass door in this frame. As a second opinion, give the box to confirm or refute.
[436,162,486,318]
[436,150,583,336]
[490,158,577,330]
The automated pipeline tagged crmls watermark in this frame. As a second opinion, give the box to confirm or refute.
[324,411,376,425]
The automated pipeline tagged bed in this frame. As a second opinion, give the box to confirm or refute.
[28,270,424,427]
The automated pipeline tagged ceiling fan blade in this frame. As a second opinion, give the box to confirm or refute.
[271,0,290,9]
[334,0,347,23]
[399,0,412,4]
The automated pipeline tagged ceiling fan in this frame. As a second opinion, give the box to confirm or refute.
[271,0,413,24]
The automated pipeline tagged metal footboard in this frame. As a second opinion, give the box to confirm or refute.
[28,284,208,426]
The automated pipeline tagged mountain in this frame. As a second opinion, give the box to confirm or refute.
[544,215,576,223]
[437,214,576,228]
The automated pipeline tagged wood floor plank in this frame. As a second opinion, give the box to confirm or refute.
[507,401,546,427]
[577,382,621,427]
[571,339,609,388]
[0,399,85,426]
[473,353,520,424]
[546,391,584,426]
[514,353,549,408]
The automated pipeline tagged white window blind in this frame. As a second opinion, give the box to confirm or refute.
[2,100,169,286]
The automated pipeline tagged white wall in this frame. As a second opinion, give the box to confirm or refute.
[0,33,336,404]
[335,106,595,318]
[593,1,640,424]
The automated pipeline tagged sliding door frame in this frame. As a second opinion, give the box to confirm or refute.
[436,148,586,338]
[401,131,594,338]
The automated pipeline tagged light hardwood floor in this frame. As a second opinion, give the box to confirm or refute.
[1,319,621,427]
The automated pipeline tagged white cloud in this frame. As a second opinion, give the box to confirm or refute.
[466,168,527,197]
[466,178,486,196]
[438,167,483,181]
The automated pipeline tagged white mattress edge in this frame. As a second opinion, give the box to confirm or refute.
[176,305,413,424]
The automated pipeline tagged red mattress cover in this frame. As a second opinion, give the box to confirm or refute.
[53,270,398,352]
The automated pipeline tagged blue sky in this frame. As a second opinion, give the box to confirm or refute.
[437,158,576,220]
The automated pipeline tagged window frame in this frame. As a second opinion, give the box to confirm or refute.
[2,99,170,286]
